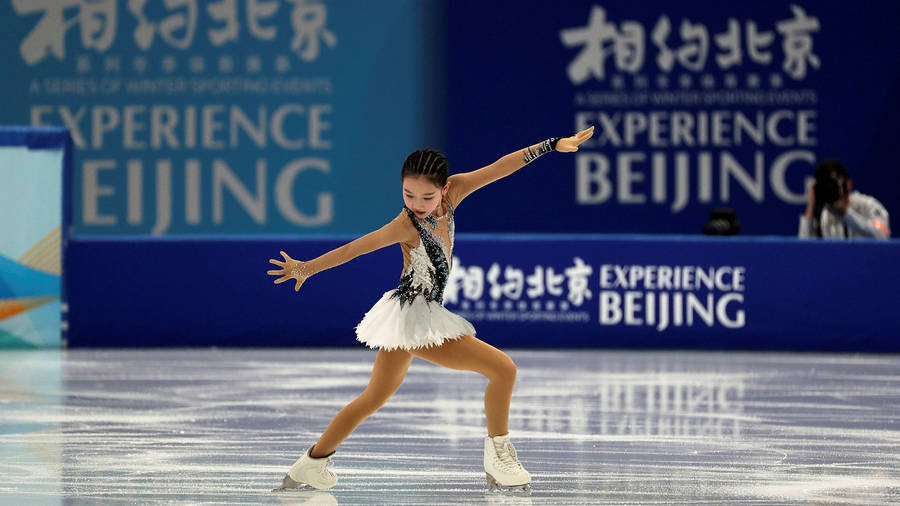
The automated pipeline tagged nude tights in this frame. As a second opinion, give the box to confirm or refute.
[309,335,516,458]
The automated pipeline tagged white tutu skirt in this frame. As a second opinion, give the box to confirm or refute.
[355,289,476,351]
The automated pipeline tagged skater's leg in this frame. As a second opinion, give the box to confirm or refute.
[411,335,516,437]
[311,348,413,457]
[412,337,530,491]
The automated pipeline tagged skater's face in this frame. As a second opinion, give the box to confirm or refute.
[403,176,448,218]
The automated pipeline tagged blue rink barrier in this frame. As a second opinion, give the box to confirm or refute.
[65,235,899,351]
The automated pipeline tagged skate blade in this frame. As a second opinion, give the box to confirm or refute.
[486,472,532,495]
[273,474,314,492]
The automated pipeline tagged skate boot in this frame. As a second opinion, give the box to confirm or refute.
[278,446,338,491]
[484,434,531,494]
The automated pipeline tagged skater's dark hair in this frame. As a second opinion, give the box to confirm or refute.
[402,149,449,187]
[814,159,850,204]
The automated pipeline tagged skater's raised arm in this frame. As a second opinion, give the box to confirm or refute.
[448,126,594,206]
[268,212,415,292]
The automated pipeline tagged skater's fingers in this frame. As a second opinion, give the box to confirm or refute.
[273,275,290,284]
[575,127,594,140]
[267,269,285,276]
[294,279,302,291]
[279,250,292,262]
[269,259,285,267]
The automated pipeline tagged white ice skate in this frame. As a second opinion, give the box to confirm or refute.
[484,434,531,494]
[277,446,338,491]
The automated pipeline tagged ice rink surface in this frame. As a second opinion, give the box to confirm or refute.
[1,348,899,505]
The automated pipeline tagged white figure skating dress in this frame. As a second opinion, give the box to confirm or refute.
[295,169,523,351]
[355,200,475,351]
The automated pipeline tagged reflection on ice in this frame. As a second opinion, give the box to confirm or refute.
[0,351,62,504]
[0,349,898,504]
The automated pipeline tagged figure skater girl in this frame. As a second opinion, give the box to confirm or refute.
[267,126,594,493]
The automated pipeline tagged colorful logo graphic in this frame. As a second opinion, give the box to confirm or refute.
[0,139,64,348]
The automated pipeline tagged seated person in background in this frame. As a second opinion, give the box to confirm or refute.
[799,159,890,239]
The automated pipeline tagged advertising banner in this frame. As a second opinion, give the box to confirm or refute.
[1,0,444,237]
[446,1,900,235]
[65,235,900,351]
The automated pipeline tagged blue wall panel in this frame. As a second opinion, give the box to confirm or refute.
[446,0,900,235]
[0,0,445,237]
[66,236,900,351]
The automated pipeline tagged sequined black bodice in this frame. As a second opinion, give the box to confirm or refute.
[390,203,455,307]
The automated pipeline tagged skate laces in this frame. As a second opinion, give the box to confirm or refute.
[315,455,335,479]
[323,457,336,478]
[494,440,524,472]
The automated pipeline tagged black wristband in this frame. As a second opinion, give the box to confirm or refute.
[523,137,561,164]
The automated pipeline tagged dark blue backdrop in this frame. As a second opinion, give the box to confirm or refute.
[446,0,900,235]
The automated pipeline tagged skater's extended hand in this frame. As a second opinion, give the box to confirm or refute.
[555,126,594,152]
[267,250,310,292]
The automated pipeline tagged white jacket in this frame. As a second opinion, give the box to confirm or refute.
[798,191,890,239]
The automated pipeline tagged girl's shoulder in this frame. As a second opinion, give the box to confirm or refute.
[446,174,464,207]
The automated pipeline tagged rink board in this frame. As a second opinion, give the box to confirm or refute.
[0,127,72,348]
[64,235,899,350]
